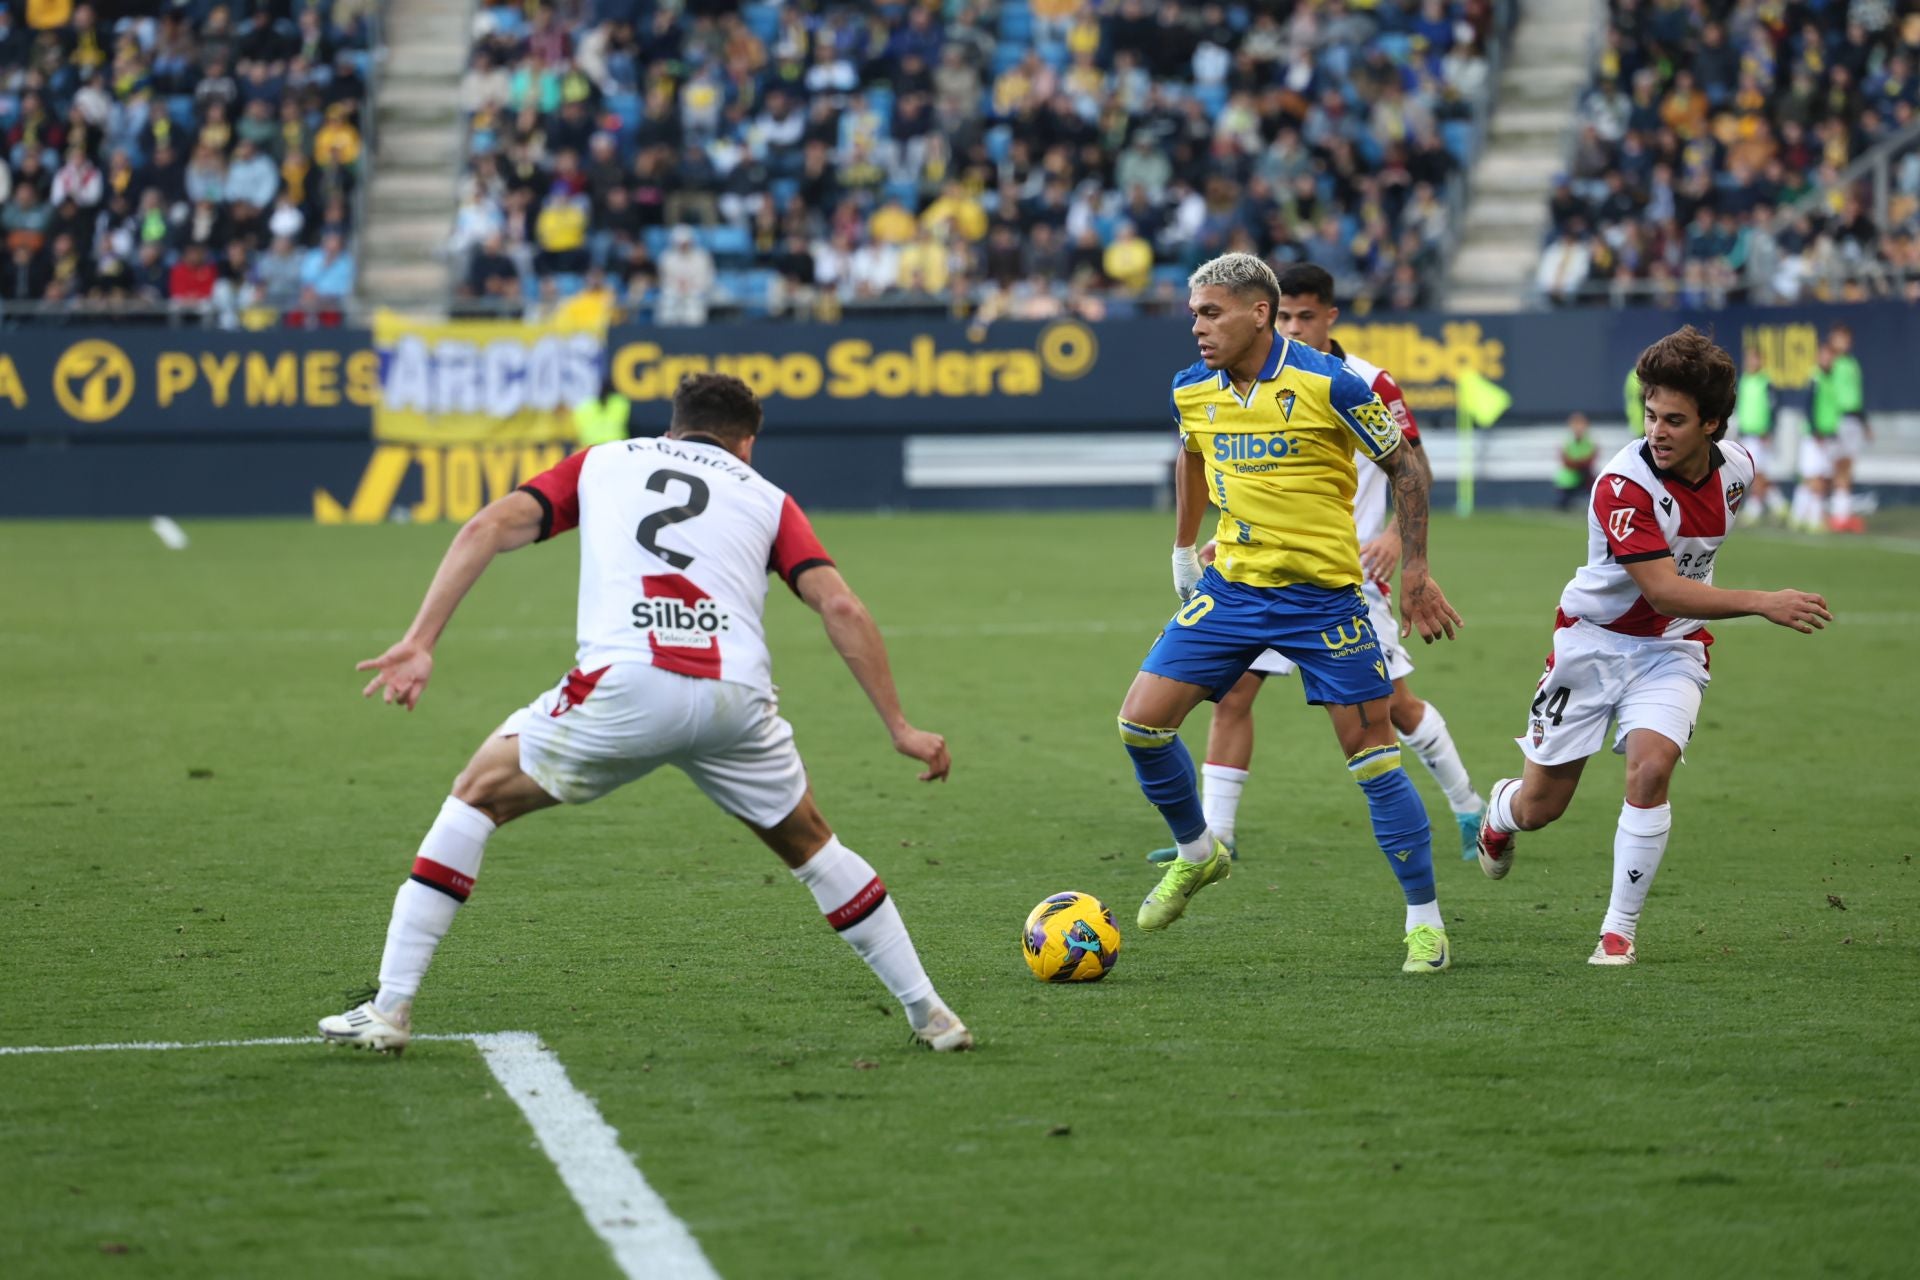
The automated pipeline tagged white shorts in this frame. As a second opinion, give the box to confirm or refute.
[499,662,807,828]
[1835,415,1865,462]
[1797,433,1833,480]
[1517,620,1710,767]
[1249,581,1413,683]
[1738,434,1772,478]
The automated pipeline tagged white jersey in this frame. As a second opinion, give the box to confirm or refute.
[521,436,833,694]
[1558,439,1755,641]
[1334,346,1419,547]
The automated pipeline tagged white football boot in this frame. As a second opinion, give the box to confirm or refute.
[911,1007,974,1052]
[319,1000,412,1054]
[1587,933,1637,966]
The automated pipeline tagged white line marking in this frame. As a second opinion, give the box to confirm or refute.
[0,1032,719,1280]
[0,1034,477,1055]
[472,1032,720,1280]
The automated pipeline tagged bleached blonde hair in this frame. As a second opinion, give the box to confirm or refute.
[1187,253,1280,316]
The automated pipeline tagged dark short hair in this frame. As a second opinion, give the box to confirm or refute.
[670,372,763,441]
[1636,325,1737,441]
[1275,263,1336,305]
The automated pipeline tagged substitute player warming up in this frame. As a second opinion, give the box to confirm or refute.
[1476,327,1831,965]
[1118,253,1463,974]
[320,373,971,1053]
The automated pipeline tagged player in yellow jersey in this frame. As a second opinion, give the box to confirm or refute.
[1116,253,1463,972]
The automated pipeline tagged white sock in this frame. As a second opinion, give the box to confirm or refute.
[376,796,495,1014]
[1176,827,1215,862]
[1830,488,1853,520]
[1200,763,1248,844]
[1397,702,1480,813]
[1405,900,1444,931]
[794,837,941,1026]
[1601,801,1671,941]
[1485,777,1521,834]
[1792,485,1820,526]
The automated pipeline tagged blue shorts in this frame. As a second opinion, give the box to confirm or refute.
[1140,568,1393,706]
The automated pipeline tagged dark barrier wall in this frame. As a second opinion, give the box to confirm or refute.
[2,301,1914,516]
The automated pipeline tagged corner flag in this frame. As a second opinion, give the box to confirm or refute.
[1454,368,1511,517]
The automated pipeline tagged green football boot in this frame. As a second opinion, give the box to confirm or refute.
[1137,839,1234,931]
[1401,924,1451,974]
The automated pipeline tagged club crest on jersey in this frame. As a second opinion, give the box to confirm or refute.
[1725,481,1747,514]
[1531,718,1546,747]
[1205,402,1217,424]
[1276,388,1296,420]
[1608,506,1635,541]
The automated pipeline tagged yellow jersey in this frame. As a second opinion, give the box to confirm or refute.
[1172,335,1402,589]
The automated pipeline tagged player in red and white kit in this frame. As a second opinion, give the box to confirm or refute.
[1147,264,1485,866]
[320,374,971,1052]
[1476,327,1830,965]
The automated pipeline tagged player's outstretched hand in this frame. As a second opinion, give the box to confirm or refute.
[356,639,434,710]
[1359,528,1401,583]
[1399,575,1463,643]
[1761,589,1831,634]
[893,725,951,782]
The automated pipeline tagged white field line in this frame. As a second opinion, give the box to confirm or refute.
[472,1032,719,1280]
[0,1031,719,1280]
[1,612,1915,648]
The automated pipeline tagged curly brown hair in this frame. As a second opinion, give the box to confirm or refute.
[1635,325,1737,441]
[670,372,764,441]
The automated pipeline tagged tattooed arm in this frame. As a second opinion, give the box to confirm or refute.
[1373,442,1461,643]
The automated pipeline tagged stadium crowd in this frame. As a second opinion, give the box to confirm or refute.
[0,0,375,326]
[448,0,1508,323]
[1537,0,1920,308]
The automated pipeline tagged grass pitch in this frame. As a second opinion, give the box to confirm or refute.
[1,510,1914,1278]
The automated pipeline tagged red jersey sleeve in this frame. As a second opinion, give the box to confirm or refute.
[768,494,834,593]
[517,448,588,540]
[1373,369,1419,443]
[1593,476,1669,562]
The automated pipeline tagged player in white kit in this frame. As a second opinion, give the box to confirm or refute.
[320,373,972,1052]
[1475,328,1831,965]
[1147,264,1484,866]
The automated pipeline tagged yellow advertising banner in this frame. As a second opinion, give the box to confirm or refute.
[371,310,605,445]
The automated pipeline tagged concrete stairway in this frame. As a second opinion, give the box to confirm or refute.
[358,0,470,311]
[1446,0,1596,312]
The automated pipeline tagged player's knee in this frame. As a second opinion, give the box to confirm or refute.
[1623,758,1673,808]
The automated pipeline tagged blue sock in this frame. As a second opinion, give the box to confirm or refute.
[1349,746,1435,905]
[1119,717,1207,845]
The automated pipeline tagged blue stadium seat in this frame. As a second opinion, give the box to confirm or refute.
[984,125,1012,165]
[702,224,753,260]
[991,44,1027,78]
[168,95,197,127]
[769,177,801,207]
[741,2,780,46]
[553,272,584,299]
[1441,120,1477,166]
[643,226,670,258]
[1193,82,1229,117]
[885,178,921,208]
[998,3,1033,43]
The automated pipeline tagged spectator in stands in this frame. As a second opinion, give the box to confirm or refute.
[300,229,354,306]
[656,224,714,325]
[256,234,306,311]
[168,241,217,312]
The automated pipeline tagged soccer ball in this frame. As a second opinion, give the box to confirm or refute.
[1021,891,1122,982]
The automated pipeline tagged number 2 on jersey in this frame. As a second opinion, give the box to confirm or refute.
[635,469,711,569]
